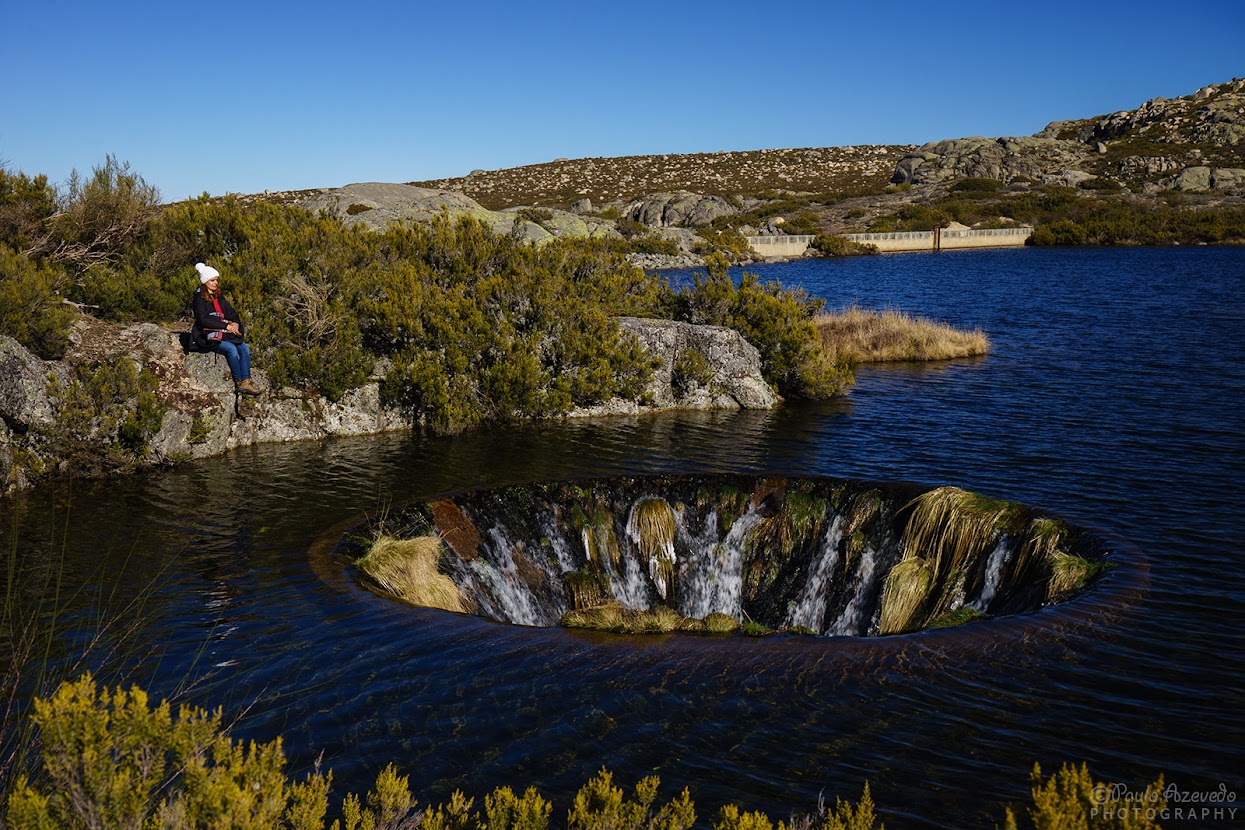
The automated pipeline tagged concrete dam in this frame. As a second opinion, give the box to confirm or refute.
[747,226,1033,256]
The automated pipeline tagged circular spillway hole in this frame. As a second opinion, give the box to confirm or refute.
[343,475,1118,638]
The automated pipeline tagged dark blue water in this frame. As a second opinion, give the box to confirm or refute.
[4,246,1243,828]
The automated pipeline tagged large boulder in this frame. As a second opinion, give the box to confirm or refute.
[0,336,63,433]
[1170,166,1245,193]
[296,182,619,243]
[571,317,779,416]
[298,183,500,230]
[623,192,739,227]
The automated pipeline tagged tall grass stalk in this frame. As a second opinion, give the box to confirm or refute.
[0,487,193,811]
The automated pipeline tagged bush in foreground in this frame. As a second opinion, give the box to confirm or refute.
[5,675,1175,830]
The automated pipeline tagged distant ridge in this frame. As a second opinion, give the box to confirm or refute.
[408,145,915,210]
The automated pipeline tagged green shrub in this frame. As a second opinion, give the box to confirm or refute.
[0,245,76,359]
[1079,177,1124,193]
[780,211,821,235]
[1029,220,1089,246]
[951,178,1003,192]
[694,227,751,258]
[46,360,168,468]
[567,769,694,830]
[358,217,662,430]
[627,235,680,256]
[1001,762,1165,830]
[45,155,161,273]
[811,234,878,257]
[0,166,58,251]
[5,673,325,830]
[675,257,851,399]
[672,348,715,398]
[518,207,554,225]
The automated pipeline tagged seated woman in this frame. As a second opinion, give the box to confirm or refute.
[193,262,261,395]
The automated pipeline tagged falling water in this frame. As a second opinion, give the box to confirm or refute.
[785,515,844,632]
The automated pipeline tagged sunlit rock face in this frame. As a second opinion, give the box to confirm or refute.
[352,475,1109,637]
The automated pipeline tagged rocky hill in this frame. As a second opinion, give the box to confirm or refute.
[258,78,1243,257]
[407,145,912,210]
[894,78,1245,193]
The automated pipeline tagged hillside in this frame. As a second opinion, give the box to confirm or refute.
[407,144,914,210]
[261,78,1245,256]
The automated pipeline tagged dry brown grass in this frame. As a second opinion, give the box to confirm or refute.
[357,536,468,614]
[817,306,990,364]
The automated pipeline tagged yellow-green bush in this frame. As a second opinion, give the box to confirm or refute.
[0,244,75,359]
[675,257,851,399]
[7,675,1169,830]
[567,769,694,830]
[1002,762,1165,830]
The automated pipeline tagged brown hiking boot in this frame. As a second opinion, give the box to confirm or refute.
[236,378,262,396]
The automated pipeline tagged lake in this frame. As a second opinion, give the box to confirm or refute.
[3,245,1242,828]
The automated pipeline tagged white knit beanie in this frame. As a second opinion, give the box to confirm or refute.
[195,262,220,284]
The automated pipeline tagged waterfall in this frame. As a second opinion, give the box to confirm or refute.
[360,475,1106,637]
[463,526,557,626]
[678,506,760,621]
[970,538,1013,612]
[828,544,879,637]
[785,514,844,633]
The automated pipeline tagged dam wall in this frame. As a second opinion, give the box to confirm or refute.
[746,228,1033,256]
[744,235,815,257]
[844,226,1033,253]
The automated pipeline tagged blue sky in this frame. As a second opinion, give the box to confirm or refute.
[3,0,1242,202]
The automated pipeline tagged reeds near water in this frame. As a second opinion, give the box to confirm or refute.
[356,536,468,614]
[817,306,990,364]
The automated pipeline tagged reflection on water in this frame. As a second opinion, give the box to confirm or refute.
[3,247,1244,828]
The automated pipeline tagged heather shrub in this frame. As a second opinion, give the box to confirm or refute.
[0,245,75,359]
[0,166,58,251]
[674,256,851,399]
[810,234,878,257]
[357,216,662,430]
[1001,762,1165,830]
[951,177,1003,192]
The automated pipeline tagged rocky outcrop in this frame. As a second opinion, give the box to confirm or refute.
[0,337,65,433]
[571,317,779,417]
[891,136,1094,186]
[1168,166,1245,193]
[1043,80,1245,147]
[894,79,1245,191]
[2,315,779,494]
[293,182,619,244]
[623,191,739,227]
[0,322,413,495]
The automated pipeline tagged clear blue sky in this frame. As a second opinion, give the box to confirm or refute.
[3,0,1242,202]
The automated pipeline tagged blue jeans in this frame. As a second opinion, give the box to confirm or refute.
[212,339,251,382]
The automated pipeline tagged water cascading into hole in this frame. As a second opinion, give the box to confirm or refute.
[349,475,1111,638]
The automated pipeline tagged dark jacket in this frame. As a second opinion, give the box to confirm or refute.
[192,287,245,347]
